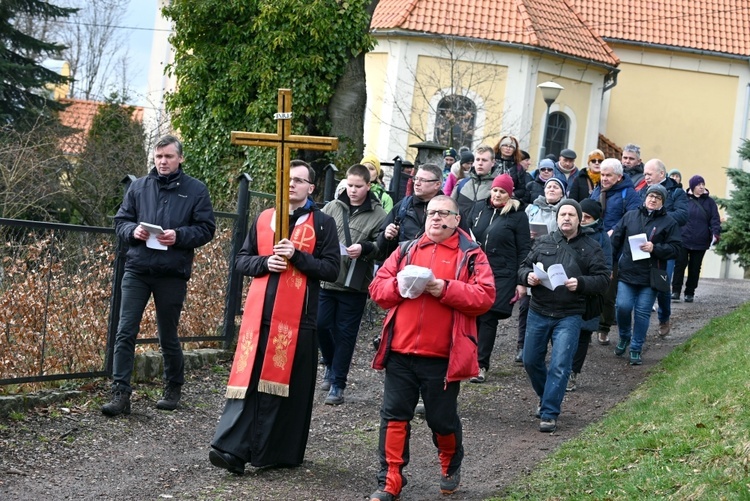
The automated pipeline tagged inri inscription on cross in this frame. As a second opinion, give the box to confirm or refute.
[231,89,339,242]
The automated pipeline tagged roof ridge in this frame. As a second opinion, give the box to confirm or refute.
[391,0,422,28]
[562,0,620,64]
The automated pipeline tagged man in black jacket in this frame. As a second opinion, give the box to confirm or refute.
[519,199,609,433]
[102,135,216,416]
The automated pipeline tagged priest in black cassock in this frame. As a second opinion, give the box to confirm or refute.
[209,160,340,473]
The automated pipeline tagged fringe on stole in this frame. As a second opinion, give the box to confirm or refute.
[225,386,248,399]
[257,380,290,397]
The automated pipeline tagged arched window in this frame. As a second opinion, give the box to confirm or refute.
[544,112,569,157]
[434,95,476,151]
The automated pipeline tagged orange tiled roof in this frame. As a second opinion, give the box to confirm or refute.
[571,0,750,57]
[371,0,620,67]
[58,98,144,156]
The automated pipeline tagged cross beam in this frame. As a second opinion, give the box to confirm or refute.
[231,89,339,242]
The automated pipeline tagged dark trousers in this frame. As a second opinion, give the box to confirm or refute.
[673,247,707,296]
[516,295,530,350]
[376,353,462,496]
[317,289,368,389]
[112,271,187,391]
[598,263,618,333]
[477,310,510,370]
[571,330,592,374]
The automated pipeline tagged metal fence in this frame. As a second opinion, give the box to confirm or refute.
[0,175,275,386]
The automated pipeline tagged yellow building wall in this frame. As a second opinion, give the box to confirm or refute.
[532,72,592,162]
[606,62,737,197]
[364,52,388,156]
[406,54,508,160]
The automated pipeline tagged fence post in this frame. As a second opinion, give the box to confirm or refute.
[222,173,252,348]
[105,175,136,376]
[323,163,338,203]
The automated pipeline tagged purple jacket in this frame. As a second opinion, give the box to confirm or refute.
[681,190,721,250]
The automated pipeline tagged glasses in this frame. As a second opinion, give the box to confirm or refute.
[500,143,516,149]
[539,167,553,172]
[646,193,663,200]
[290,177,312,185]
[589,158,603,164]
[426,209,458,218]
[413,177,439,184]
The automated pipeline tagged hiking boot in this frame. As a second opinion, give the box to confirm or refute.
[415,397,425,416]
[614,338,629,356]
[539,419,557,432]
[658,321,671,337]
[156,383,181,411]
[596,331,610,345]
[369,489,399,501]
[320,366,332,391]
[440,466,461,494]
[102,386,131,416]
[629,351,642,365]
[324,385,345,405]
[566,372,578,392]
[209,448,245,475]
[469,367,487,383]
[684,295,694,303]
[514,349,523,364]
[671,292,680,301]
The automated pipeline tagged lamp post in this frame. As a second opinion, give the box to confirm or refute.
[537,81,564,161]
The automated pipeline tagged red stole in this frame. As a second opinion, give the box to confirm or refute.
[225,208,317,399]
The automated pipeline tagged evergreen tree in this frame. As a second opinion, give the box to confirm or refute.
[715,139,750,270]
[0,0,76,124]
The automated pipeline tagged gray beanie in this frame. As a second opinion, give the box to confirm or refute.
[646,183,668,202]
[556,198,582,220]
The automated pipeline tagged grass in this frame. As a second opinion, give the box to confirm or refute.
[495,303,750,500]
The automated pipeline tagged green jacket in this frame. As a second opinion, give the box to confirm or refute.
[321,191,387,293]
[371,183,394,213]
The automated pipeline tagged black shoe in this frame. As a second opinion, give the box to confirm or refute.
[324,385,345,405]
[156,383,181,411]
[320,366,332,391]
[440,466,461,494]
[684,295,694,303]
[372,335,381,350]
[101,387,131,416]
[514,349,523,364]
[209,449,245,475]
[671,292,680,301]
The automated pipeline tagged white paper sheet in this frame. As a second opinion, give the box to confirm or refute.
[140,222,168,251]
[628,233,650,261]
[532,262,568,290]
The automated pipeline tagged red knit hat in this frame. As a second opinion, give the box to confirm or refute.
[491,173,514,194]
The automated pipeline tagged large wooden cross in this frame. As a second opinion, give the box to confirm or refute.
[231,89,339,242]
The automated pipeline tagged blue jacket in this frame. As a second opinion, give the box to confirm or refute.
[637,177,689,226]
[681,190,722,250]
[115,168,216,280]
[590,176,641,232]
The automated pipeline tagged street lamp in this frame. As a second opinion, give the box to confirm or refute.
[537,81,564,161]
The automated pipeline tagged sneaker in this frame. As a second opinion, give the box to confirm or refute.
[514,349,523,364]
[369,489,398,501]
[469,367,487,383]
[415,397,425,416]
[629,351,642,365]
[320,366,332,391]
[539,419,557,432]
[596,331,610,345]
[324,385,345,405]
[534,404,541,419]
[671,292,680,301]
[614,339,629,356]
[684,295,694,303]
[101,386,131,416]
[372,335,381,350]
[566,373,578,392]
[209,448,245,475]
[156,383,181,410]
[658,321,671,337]
[440,466,461,494]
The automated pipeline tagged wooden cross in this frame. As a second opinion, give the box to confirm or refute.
[231,89,339,242]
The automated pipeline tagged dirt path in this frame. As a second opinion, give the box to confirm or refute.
[1,278,748,500]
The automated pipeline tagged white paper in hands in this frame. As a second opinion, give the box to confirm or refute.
[139,222,168,251]
[628,233,650,261]
[533,262,568,290]
[397,265,435,299]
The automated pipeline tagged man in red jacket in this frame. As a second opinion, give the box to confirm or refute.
[367,195,495,501]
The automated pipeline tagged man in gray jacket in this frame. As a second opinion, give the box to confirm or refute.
[102,135,216,416]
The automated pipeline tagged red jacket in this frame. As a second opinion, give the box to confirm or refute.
[370,229,495,383]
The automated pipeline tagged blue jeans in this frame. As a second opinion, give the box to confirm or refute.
[522,310,582,420]
[616,281,657,353]
[656,260,674,323]
[112,271,187,391]
[317,289,368,389]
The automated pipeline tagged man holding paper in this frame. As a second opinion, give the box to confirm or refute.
[103,135,216,416]
[610,184,681,365]
[519,199,610,433]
